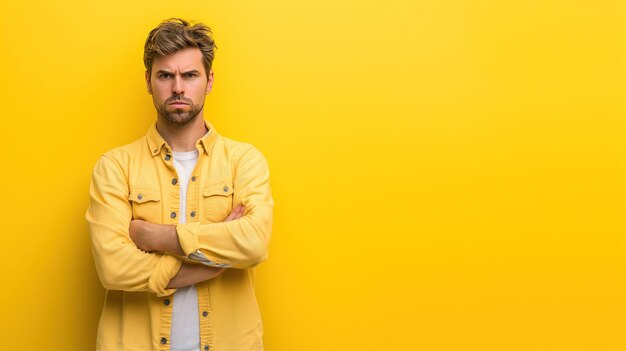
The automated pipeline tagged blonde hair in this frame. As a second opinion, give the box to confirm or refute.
[143,18,217,78]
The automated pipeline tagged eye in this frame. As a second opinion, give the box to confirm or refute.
[185,72,199,78]
[158,73,171,79]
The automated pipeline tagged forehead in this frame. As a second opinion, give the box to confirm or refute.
[151,47,205,73]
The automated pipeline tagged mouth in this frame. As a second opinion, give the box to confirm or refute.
[169,101,190,108]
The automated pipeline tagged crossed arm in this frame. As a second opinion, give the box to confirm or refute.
[86,147,273,297]
[129,204,245,288]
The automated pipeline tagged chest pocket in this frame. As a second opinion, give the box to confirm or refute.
[129,187,161,223]
[203,181,234,222]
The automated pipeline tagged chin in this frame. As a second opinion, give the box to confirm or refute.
[162,112,198,126]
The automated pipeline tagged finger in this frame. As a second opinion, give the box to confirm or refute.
[235,213,243,219]
[225,211,237,221]
[225,204,243,222]
[228,206,242,221]
[234,204,244,214]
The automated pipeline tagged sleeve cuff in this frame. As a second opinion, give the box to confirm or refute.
[148,254,183,297]
[176,222,200,257]
[176,223,232,268]
[189,250,232,268]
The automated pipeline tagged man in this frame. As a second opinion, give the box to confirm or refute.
[86,18,273,351]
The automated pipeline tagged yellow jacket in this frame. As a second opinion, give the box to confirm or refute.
[85,119,273,351]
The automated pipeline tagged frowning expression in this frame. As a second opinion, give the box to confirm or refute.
[146,47,214,126]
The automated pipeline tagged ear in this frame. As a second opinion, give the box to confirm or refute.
[205,69,214,95]
[145,71,153,95]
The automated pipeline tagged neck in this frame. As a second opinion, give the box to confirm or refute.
[156,115,208,152]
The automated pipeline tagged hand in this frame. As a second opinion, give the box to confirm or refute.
[225,204,245,222]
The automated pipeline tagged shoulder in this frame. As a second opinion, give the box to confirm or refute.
[93,137,148,175]
[103,137,146,160]
[218,136,266,160]
[217,135,270,172]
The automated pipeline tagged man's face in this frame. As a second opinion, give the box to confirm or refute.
[146,47,214,126]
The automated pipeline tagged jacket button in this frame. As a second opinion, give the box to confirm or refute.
[223,186,229,192]
[163,299,170,306]
[137,194,143,200]
[191,176,197,182]
[202,311,208,317]
[170,212,177,219]
[204,345,209,351]
[160,337,167,345]
[190,211,196,218]
[165,154,171,161]
[172,178,178,185]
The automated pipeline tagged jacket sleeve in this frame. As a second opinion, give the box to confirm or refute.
[86,154,182,296]
[175,147,274,269]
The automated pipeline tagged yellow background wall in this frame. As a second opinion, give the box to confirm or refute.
[1,1,625,350]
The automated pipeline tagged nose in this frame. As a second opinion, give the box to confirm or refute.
[172,75,184,95]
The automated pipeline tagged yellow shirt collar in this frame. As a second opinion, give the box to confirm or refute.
[146,119,218,157]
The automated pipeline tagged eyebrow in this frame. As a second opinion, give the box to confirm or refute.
[155,69,201,75]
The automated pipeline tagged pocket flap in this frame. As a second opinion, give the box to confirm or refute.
[129,188,161,203]
[203,181,234,197]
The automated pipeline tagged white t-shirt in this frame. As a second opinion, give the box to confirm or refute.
[171,149,201,351]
